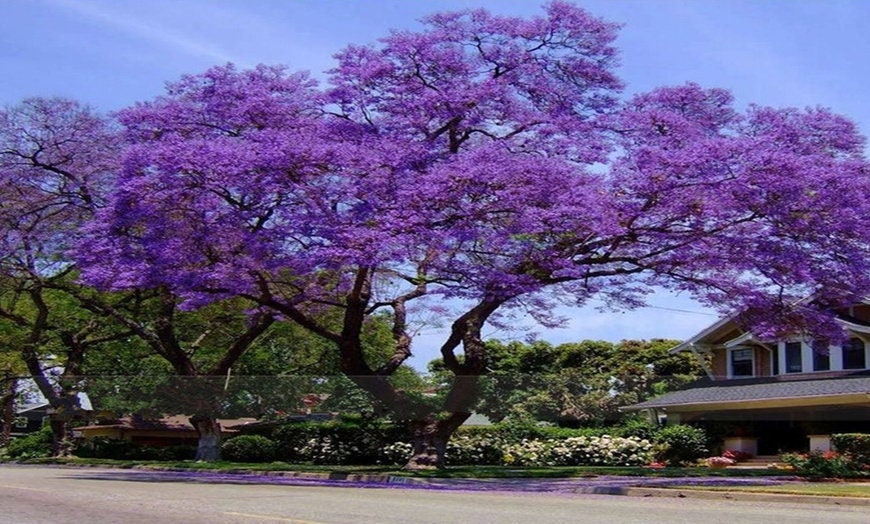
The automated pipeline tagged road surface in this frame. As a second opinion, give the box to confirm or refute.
[0,465,866,523]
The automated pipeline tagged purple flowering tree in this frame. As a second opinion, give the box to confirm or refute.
[0,97,123,454]
[77,3,870,468]
[0,98,275,461]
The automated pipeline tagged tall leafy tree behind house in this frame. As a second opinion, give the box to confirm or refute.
[463,338,704,427]
[71,2,870,469]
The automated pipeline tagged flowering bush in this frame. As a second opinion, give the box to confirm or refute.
[502,435,653,467]
[706,456,735,468]
[503,439,555,466]
[377,442,413,465]
[549,435,654,467]
[445,433,506,465]
[721,449,753,462]
[780,451,864,479]
[298,436,360,465]
[270,420,406,464]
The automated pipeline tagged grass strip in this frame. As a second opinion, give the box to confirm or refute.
[668,482,870,498]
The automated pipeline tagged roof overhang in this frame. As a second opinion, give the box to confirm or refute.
[634,392,870,413]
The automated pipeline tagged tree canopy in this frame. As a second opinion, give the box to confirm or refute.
[3,2,869,467]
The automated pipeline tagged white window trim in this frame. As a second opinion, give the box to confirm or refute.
[829,342,844,370]
[727,346,755,378]
[773,338,870,375]
[780,340,805,374]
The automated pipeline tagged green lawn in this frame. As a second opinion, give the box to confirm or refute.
[22,457,796,479]
[672,482,870,498]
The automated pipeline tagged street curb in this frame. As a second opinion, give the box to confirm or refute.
[580,486,870,506]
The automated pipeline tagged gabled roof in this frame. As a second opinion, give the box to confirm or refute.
[668,312,740,354]
[670,300,870,354]
[623,370,870,412]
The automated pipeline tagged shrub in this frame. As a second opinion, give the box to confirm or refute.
[271,423,321,462]
[706,456,735,468]
[549,435,654,467]
[222,435,276,463]
[502,439,554,466]
[74,437,139,460]
[721,449,753,462]
[445,433,505,465]
[270,420,405,465]
[377,442,412,465]
[654,424,708,466]
[832,433,870,466]
[3,426,53,459]
[781,451,862,479]
[74,437,195,460]
[613,418,659,441]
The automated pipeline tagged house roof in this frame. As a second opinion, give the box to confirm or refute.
[622,370,870,412]
[669,300,870,354]
[75,415,255,433]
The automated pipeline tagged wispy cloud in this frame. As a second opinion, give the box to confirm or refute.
[49,0,236,64]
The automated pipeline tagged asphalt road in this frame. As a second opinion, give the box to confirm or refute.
[0,465,867,524]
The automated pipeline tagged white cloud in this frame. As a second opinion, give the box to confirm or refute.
[49,0,236,64]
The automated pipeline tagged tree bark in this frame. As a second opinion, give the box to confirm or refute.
[404,412,471,470]
[1,376,16,447]
[190,415,222,461]
[48,418,75,457]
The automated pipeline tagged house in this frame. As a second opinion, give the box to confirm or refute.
[11,392,94,437]
[622,303,870,456]
[73,415,253,447]
[10,402,50,436]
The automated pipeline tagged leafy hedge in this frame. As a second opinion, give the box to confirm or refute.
[217,420,665,466]
[230,420,699,466]
[74,437,194,460]
[269,420,406,465]
[832,433,870,466]
[652,424,708,466]
[1,426,53,459]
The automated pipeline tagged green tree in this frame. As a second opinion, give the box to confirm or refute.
[472,339,703,427]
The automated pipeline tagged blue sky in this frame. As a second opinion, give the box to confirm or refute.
[3,0,869,367]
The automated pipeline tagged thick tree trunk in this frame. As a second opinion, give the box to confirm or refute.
[49,418,74,457]
[190,415,222,461]
[404,412,471,470]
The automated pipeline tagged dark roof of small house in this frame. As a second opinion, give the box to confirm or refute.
[16,402,49,414]
[623,370,870,411]
[76,415,254,433]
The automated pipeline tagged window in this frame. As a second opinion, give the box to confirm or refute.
[842,338,867,370]
[771,345,779,375]
[812,341,830,372]
[730,348,754,377]
[785,341,803,373]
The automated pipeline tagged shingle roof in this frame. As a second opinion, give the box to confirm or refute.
[623,370,870,411]
[75,415,254,432]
